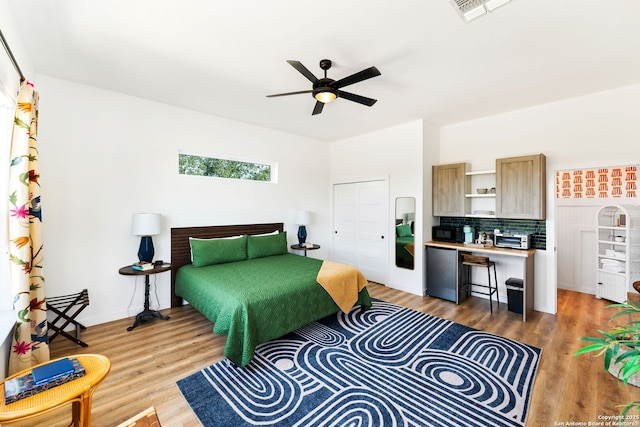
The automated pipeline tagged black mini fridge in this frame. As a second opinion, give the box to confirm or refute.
[426,246,458,303]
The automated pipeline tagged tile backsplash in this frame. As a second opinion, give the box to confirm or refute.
[438,217,546,250]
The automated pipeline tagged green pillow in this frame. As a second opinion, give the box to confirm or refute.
[190,235,248,267]
[396,224,412,237]
[247,232,288,259]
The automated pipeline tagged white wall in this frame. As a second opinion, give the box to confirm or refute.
[422,120,441,286]
[0,2,34,101]
[439,83,640,314]
[330,120,424,295]
[35,75,331,327]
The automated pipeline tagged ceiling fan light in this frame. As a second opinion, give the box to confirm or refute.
[314,89,337,103]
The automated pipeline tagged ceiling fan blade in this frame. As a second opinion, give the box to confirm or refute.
[337,90,377,106]
[287,60,319,83]
[266,90,313,98]
[312,101,324,115]
[333,66,381,89]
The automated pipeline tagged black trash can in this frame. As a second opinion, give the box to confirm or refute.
[506,277,524,314]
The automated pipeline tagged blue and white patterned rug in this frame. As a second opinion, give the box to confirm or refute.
[177,300,541,427]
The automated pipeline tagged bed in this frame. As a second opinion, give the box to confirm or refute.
[170,223,372,367]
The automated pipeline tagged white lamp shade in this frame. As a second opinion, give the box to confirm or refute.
[294,210,311,225]
[132,213,161,236]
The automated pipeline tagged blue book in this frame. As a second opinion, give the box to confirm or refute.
[4,358,85,404]
[31,357,75,385]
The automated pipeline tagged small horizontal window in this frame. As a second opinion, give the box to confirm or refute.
[178,153,276,183]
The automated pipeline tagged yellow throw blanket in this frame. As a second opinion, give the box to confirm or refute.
[316,260,368,313]
[405,242,415,256]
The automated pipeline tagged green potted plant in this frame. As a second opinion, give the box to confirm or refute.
[575,301,640,414]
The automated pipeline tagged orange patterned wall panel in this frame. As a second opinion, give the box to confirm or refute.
[556,165,637,199]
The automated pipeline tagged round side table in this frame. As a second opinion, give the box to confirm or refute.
[290,243,320,257]
[0,354,111,426]
[119,264,171,331]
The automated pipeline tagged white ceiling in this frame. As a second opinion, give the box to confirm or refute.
[5,0,640,141]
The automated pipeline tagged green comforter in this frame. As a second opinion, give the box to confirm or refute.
[175,253,371,366]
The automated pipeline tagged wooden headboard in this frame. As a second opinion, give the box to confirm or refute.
[170,222,284,307]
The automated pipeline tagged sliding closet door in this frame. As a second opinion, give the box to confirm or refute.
[333,180,389,284]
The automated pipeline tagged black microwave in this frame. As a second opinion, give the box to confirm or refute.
[432,226,463,243]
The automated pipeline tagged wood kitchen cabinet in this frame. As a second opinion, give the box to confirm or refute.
[432,163,469,217]
[495,153,546,220]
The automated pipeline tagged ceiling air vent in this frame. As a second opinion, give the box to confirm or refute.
[449,0,512,22]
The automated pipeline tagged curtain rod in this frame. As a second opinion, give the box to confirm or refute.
[0,28,25,83]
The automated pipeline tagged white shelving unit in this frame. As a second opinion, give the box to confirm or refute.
[464,170,496,217]
[596,205,640,303]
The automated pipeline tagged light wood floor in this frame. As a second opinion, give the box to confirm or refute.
[8,284,640,426]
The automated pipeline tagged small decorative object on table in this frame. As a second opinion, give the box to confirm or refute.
[132,261,154,271]
[4,357,85,404]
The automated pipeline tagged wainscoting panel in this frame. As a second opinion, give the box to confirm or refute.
[557,205,599,294]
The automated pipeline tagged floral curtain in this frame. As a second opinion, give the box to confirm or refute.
[7,81,50,374]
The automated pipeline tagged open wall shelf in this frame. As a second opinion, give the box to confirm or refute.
[596,204,640,303]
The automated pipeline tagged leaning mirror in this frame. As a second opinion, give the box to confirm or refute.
[395,197,415,269]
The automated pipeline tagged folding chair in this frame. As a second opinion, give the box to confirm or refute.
[47,288,90,347]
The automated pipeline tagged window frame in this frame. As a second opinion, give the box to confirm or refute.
[178,150,278,184]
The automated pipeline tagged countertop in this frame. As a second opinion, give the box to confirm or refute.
[424,241,536,258]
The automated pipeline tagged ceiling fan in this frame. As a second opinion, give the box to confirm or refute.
[267,59,381,115]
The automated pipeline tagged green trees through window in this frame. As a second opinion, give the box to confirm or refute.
[178,153,273,182]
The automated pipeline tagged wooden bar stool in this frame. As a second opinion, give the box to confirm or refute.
[460,254,499,313]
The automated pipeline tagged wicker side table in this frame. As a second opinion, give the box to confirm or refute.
[0,354,111,426]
